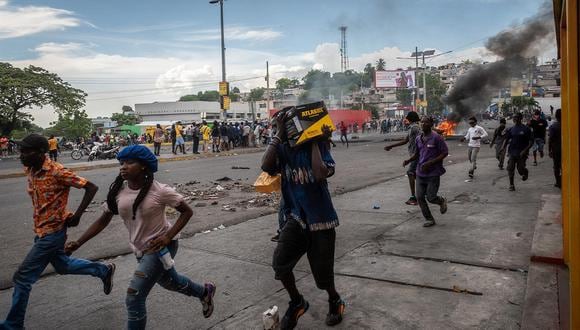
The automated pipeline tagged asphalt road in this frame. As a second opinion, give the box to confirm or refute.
[0,132,483,289]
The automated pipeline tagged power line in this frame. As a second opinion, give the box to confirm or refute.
[86,76,263,101]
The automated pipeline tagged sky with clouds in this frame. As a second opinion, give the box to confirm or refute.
[0,0,556,127]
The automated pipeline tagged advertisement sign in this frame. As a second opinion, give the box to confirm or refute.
[375,70,416,89]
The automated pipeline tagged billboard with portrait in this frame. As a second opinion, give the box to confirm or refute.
[375,70,416,89]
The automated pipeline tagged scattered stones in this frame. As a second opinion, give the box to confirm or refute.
[194,202,207,207]
[211,201,219,206]
[231,166,250,169]
[222,205,236,212]
[216,176,232,182]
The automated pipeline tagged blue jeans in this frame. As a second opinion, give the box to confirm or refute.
[1,229,108,330]
[127,240,205,330]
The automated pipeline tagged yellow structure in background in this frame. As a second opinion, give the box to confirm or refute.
[510,79,524,97]
[554,0,580,328]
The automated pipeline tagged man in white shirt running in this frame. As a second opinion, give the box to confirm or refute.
[461,116,488,179]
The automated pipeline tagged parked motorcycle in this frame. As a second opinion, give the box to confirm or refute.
[70,143,92,160]
[87,143,119,161]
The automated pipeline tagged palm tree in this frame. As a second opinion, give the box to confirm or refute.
[376,58,386,71]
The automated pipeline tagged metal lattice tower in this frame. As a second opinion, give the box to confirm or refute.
[340,26,349,72]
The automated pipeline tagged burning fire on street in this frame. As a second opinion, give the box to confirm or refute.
[435,120,458,137]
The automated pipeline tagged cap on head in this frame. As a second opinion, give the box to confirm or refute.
[500,118,506,124]
[16,134,49,153]
[117,145,158,173]
[514,112,523,120]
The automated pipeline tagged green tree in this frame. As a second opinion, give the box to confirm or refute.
[376,58,386,71]
[396,89,413,106]
[179,94,199,101]
[45,109,92,139]
[275,77,300,91]
[199,90,220,101]
[178,90,220,102]
[229,86,241,102]
[362,63,375,88]
[0,63,87,136]
[111,112,141,126]
[122,105,133,113]
[248,87,266,101]
[511,96,538,111]
[418,73,448,115]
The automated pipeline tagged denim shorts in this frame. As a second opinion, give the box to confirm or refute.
[407,159,418,176]
[533,138,545,152]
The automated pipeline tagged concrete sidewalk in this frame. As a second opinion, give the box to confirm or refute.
[0,154,558,329]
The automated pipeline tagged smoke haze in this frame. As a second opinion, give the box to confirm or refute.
[444,2,555,122]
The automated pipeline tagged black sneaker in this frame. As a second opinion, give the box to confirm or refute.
[423,220,435,227]
[468,170,474,178]
[271,233,280,242]
[522,173,528,181]
[509,185,516,191]
[103,263,115,295]
[325,298,346,326]
[201,282,216,318]
[439,197,448,214]
[281,296,309,330]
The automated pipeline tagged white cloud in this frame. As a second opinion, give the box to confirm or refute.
[0,1,80,39]
[10,38,554,127]
[183,26,282,42]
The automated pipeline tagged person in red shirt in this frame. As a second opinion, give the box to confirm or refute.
[0,136,8,157]
[1,134,115,330]
[339,121,349,148]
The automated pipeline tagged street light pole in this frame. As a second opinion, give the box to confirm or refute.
[210,0,226,119]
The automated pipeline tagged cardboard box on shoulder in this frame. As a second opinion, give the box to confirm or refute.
[282,101,335,147]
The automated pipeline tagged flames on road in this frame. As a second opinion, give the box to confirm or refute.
[435,120,458,136]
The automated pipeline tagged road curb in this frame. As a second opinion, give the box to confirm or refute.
[0,147,267,180]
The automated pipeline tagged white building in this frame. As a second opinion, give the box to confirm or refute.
[134,100,270,123]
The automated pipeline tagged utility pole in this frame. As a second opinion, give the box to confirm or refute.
[414,46,418,112]
[266,61,271,116]
[422,52,427,115]
[210,0,227,120]
[397,49,452,114]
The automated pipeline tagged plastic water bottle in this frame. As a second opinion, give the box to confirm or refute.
[262,305,279,330]
[158,247,174,270]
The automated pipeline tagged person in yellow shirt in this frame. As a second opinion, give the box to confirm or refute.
[200,121,211,153]
[174,122,186,154]
[47,135,59,162]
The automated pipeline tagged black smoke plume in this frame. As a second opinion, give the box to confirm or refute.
[444,2,554,122]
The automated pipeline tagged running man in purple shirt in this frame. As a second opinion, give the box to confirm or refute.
[403,116,449,227]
